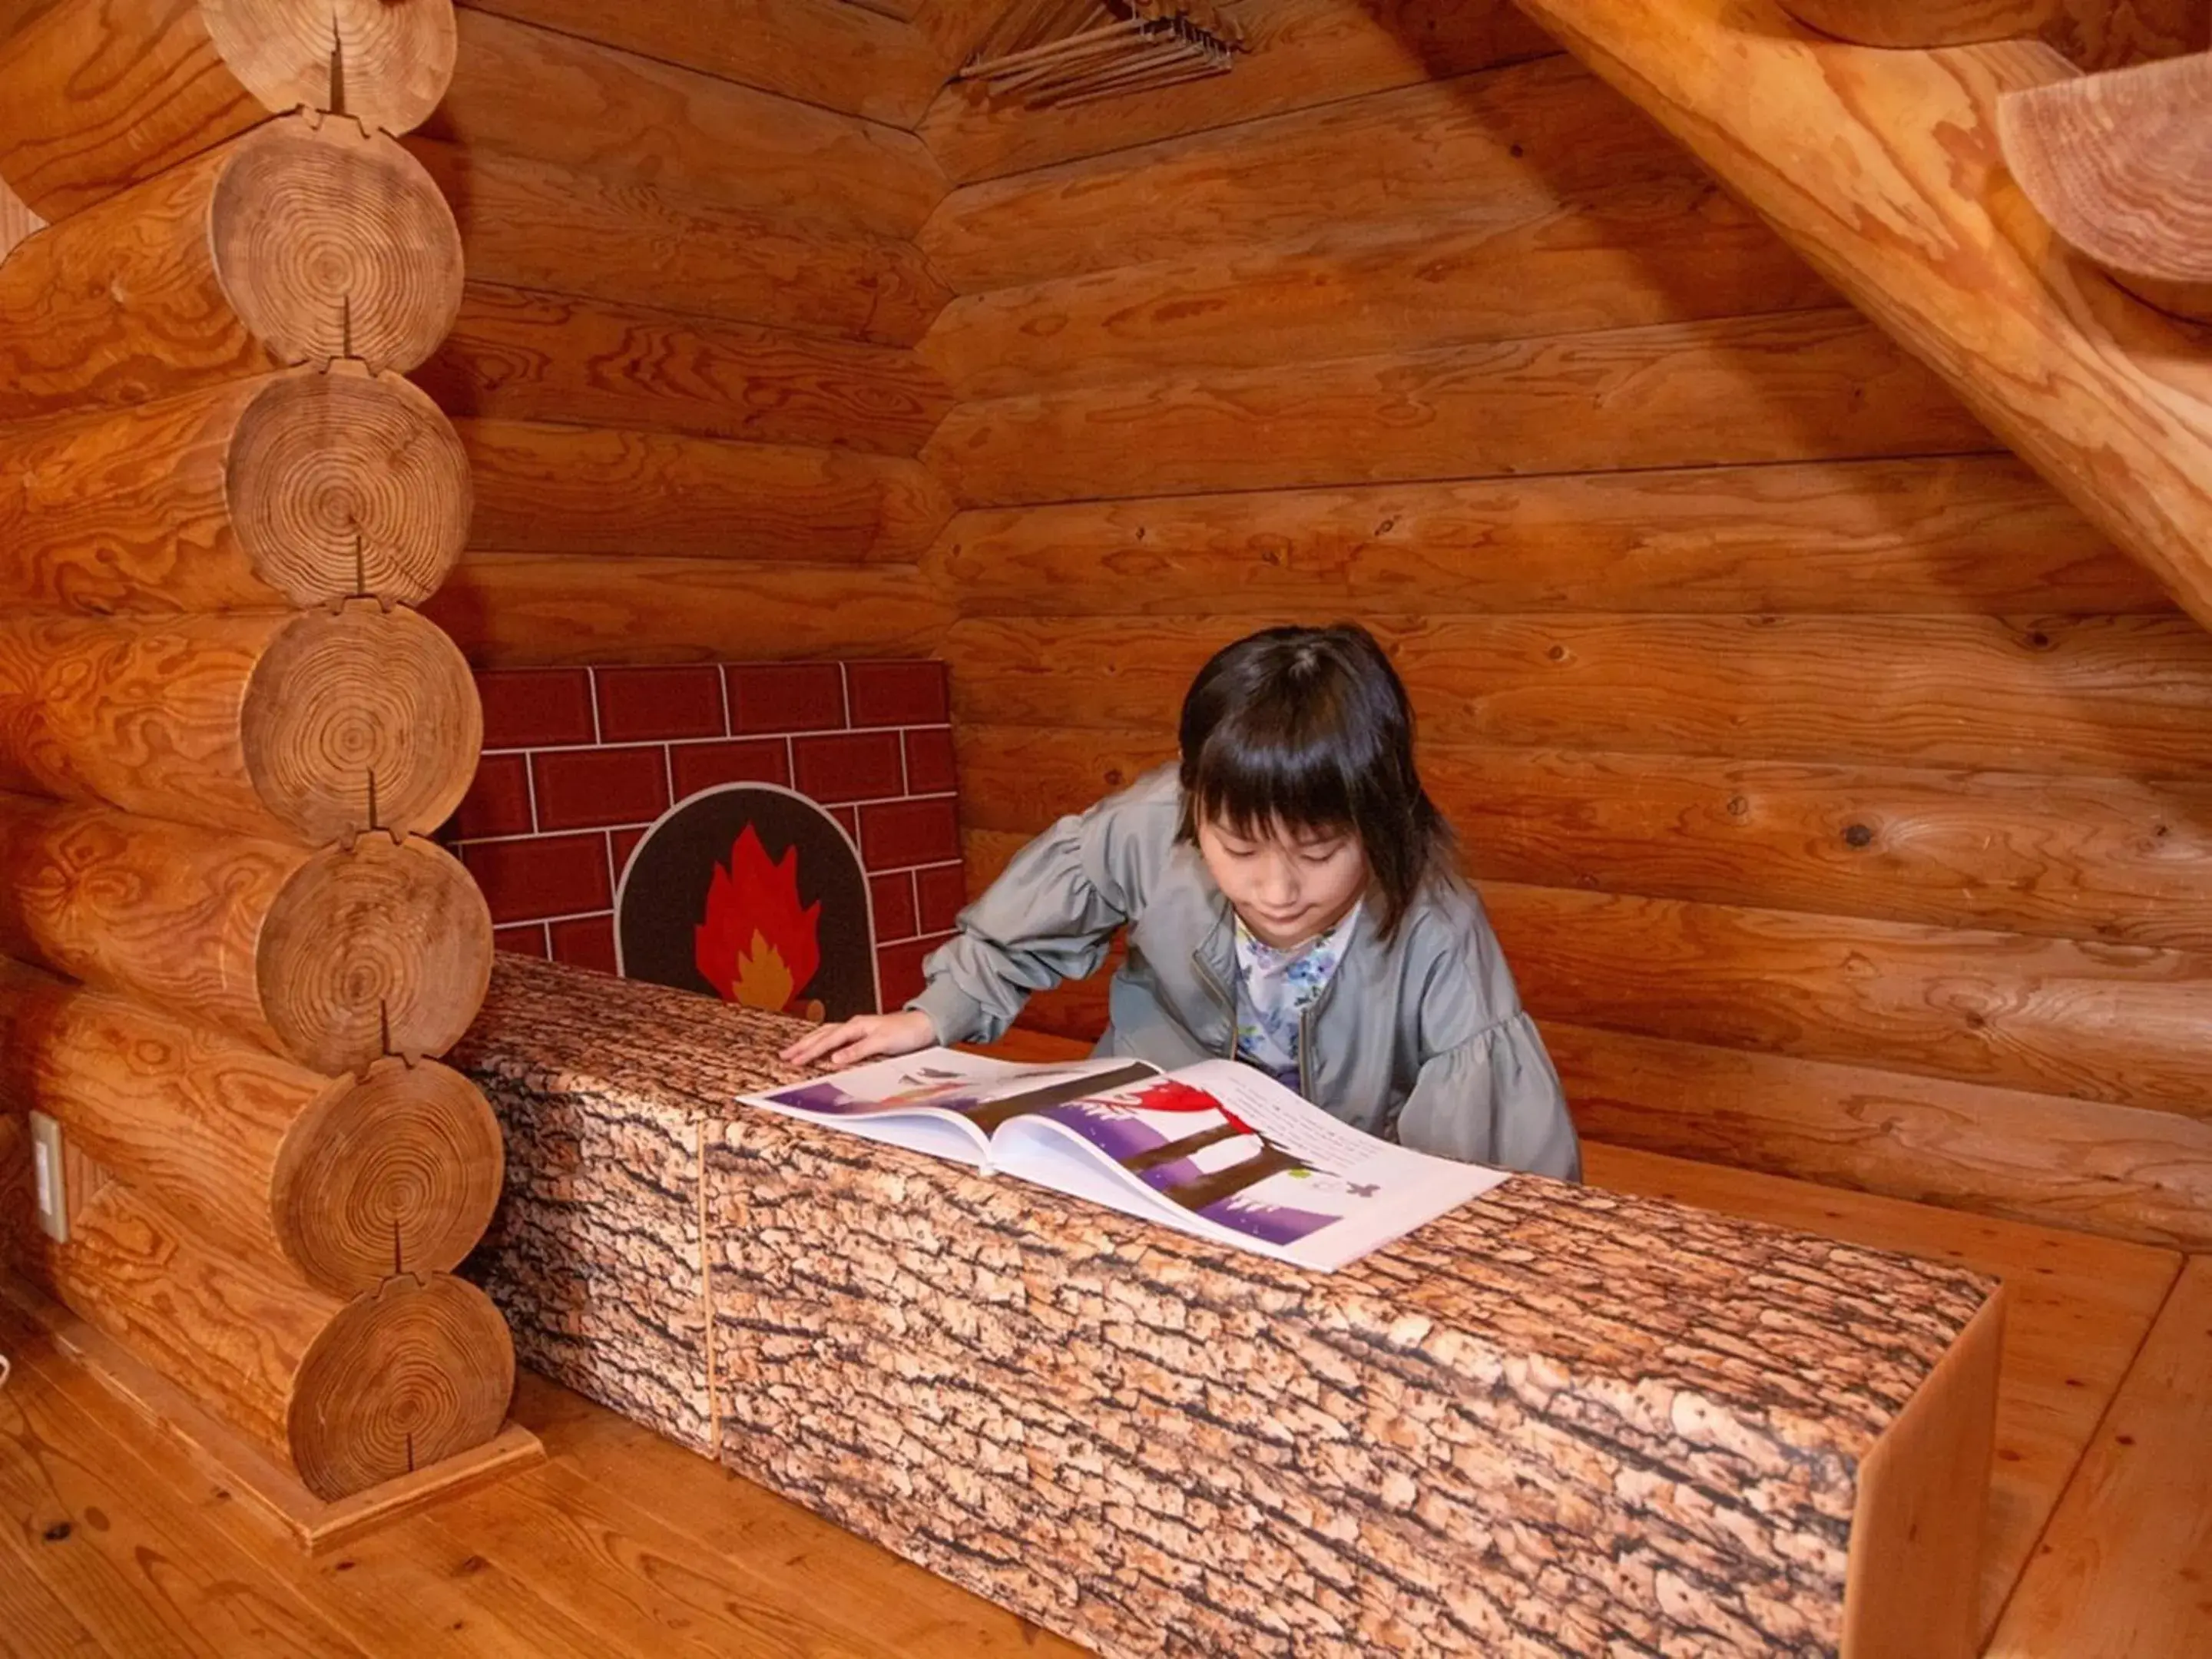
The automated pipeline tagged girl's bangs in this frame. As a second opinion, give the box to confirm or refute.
[1187,722,1360,839]
[1175,621,1447,940]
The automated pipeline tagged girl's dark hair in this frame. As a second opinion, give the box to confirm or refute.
[1177,624,1452,941]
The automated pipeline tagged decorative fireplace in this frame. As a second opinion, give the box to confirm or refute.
[616,784,878,1020]
[442,659,964,1012]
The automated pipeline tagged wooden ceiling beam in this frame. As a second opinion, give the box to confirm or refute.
[1513,0,2212,637]
[1778,1,2207,71]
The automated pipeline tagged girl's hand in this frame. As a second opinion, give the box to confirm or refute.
[778,1008,938,1069]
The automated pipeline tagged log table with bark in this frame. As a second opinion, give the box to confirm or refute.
[457,955,2007,1659]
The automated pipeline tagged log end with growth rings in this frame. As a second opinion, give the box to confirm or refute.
[290,1271,513,1500]
[241,601,484,844]
[210,114,463,373]
[1998,52,2212,323]
[201,0,459,136]
[257,833,493,1074]
[273,1058,504,1296]
[230,365,472,607]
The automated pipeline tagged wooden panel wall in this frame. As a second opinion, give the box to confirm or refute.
[453,0,998,129]
[411,7,959,665]
[911,2,2212,1249]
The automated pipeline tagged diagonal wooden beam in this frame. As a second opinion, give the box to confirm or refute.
[1512,0,2212,634]
[1778,0,2207,71]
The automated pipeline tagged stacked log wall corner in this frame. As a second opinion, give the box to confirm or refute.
[0,963,502,1296]
[0,606,482,846]
[0,115,464,424]
[0,0,458,220]
[0,0,515,1508]
[16,1172,512,1501]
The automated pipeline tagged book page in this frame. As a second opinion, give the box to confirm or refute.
[992,1058,1509,1271]
[1178,1062,1404,1174]
[738,1047,1151,1166]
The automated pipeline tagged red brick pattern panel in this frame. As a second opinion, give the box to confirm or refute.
[446,661,961,1006]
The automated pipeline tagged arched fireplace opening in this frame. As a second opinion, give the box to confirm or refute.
[615,783,881,1022]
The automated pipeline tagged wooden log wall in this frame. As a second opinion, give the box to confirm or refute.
[1512,0,2212,640]
[405,5,963,664]
[910,0,2212,1251]
[0,0,512,1502]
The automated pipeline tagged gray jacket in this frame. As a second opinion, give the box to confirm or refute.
[910,767,1581,1181]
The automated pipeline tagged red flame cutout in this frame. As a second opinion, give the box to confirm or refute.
[1134,1078,1253,1134]
[695,825,822,1013]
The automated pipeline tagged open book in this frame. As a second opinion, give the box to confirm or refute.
[738,1048,1508,1273]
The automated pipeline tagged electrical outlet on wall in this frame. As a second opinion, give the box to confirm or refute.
[28,1111,66,1243]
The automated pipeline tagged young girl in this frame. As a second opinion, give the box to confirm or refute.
[781,624,1579,1181]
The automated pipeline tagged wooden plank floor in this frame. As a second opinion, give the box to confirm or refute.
[0,1137,2192,1657]
[1985,1256,2212,1658]
[1586,1144,2182,1644]
[0,1290,1084,1658]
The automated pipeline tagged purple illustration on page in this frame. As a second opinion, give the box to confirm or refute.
[742,1048,1509,1272]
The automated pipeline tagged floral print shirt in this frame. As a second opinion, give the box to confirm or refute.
[1231,902,1359,1095]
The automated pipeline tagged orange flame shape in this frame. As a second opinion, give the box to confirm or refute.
[695,825,822,1013]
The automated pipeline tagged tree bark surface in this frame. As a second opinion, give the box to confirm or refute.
[458,956,2000,1658]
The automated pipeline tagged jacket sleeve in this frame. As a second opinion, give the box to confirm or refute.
[903,791,1144,1045]
[1389,893,1581,1180]
[1393,1012,1581,1181]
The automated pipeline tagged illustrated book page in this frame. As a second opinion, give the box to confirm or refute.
[743,1048,1507,1271]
